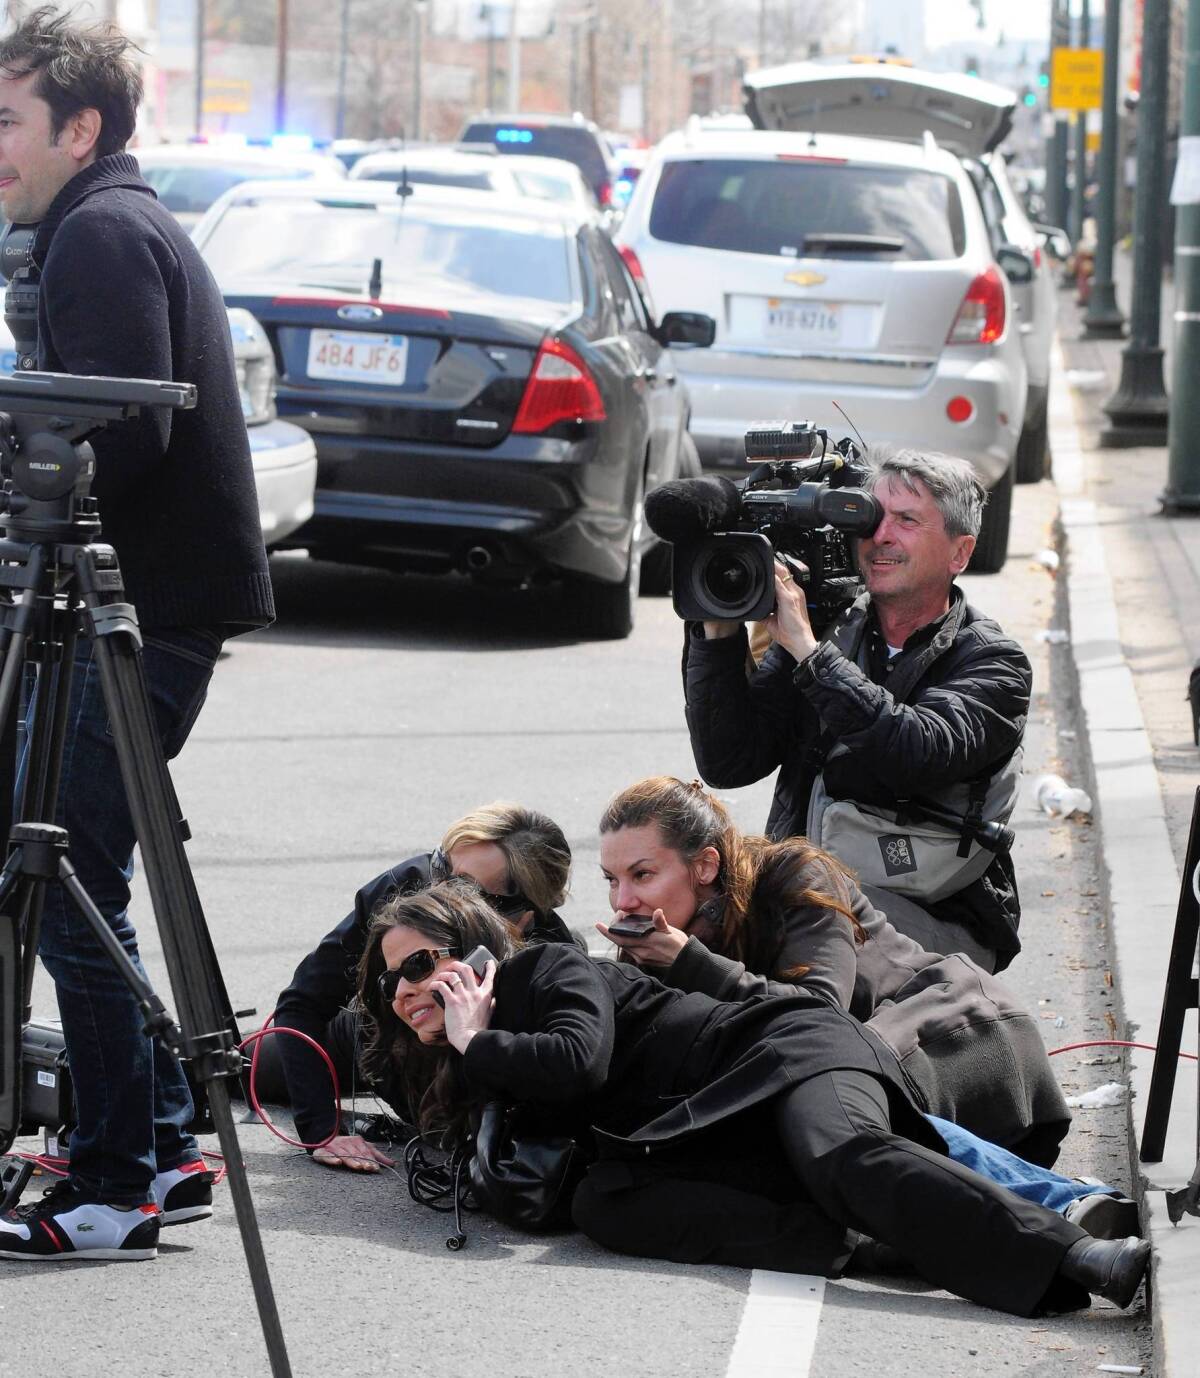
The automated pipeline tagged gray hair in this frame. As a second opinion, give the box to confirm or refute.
[861,447,986,539]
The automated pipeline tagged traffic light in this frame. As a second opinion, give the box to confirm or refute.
[1022,86,1038,107]
[964,55,979,77]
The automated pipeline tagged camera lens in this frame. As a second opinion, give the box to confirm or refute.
[699,548,762,612]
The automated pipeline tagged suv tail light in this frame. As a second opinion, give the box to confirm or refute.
[946,266,1007,345]
[598,179,613,207]
[618,245,657,317]
[512,337,606,433]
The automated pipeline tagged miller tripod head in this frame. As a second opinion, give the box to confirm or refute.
[0,372,197,542]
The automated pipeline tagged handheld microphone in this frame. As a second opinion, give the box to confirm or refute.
[645,475,742,544]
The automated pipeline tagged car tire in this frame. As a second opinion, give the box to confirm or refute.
[570,478,644,638]
[968,461,1014,574]
[1014,400,1050,483]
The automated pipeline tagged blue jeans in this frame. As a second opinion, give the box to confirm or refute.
[931,1116,1119,1211]
[20,626,224,1205]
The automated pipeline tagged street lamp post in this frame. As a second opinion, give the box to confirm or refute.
[411,1,427,141]
[1049,0,1071,237]
[1068,0,1090,246]
[1083,0,1126,335]
[1162,0,1200,508]
[1100,0,1170,445]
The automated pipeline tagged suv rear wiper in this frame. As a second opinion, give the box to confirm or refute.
[801,233,906,255]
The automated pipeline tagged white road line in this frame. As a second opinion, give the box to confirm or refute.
[725,1270,826,1378]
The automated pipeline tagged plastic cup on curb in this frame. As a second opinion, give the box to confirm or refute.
[1033,773,1093,818]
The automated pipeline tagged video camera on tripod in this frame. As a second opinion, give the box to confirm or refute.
[645,420,881,631]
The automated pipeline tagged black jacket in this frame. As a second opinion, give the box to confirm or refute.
[463,944,938,1157]
[659,881,1070,1164]
[31,155,274,631]
[274,853,583,1143]
[683,587,1031,966]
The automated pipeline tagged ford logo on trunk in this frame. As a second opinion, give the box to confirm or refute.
[337,305,384,322]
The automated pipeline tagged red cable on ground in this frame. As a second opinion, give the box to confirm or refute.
[1048,1038,1197,1060]
[239,1014,343,1151]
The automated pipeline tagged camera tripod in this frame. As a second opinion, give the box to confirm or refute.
[0,374,291,1375]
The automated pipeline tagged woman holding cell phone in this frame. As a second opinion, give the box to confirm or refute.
[358,877,1147,1318]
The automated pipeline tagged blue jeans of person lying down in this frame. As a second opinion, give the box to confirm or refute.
[932,1116,1119,1210]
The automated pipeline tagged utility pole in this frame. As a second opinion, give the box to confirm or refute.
[508,0,521,110]
[587,11,599,122]
[1047,0,1071,234]
[335,0,351,139]
[411,1,426,141]
[1162,0,1200,508]
[275,0,289,134]
[757,0,766,68]
[1101,0,1170,446]
[1068,0,1090,246]
[194,0,206,137]
[1083,0,1125,335]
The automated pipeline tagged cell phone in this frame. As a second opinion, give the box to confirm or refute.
[607,914,656,940]
[432,944,497,1007]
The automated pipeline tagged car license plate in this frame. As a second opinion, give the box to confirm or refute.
[763,300,841,345]
[306,330,408,385]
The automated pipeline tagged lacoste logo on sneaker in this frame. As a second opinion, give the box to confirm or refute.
[76,1223,95,1232]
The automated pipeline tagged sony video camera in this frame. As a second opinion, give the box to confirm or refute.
[647,421,881,631]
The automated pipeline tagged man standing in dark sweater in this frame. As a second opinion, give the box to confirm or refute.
[0,10,274,1262]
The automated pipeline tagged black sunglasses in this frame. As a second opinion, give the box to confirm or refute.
[428,848,533,921]
[378,947,460,1002]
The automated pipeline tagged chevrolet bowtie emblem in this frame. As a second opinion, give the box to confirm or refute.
[784,270,827,287]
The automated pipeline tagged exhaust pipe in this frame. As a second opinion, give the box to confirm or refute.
[464,545,494,572]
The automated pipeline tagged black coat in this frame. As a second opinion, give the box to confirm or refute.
[660,883,1071,1164]
[31,155,274,631]
[683,587,1031,965]
[275,853,582,1143]
[462,944,940,1159]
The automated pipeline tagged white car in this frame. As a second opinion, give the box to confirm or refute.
[743,62,1060,486]
[615,84,1029,570]
[0,308,317,549]
[351,145,599,218]
[133,142,346,230]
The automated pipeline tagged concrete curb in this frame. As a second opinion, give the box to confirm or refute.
[1050,337,1200,1378]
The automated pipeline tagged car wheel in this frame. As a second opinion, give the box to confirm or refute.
[1014,401,1050,483]
[968,462,1014,574]
[571,480,644,638]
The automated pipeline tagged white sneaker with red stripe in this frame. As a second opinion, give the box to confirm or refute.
[0,1180,159,1261]
[152,1159,215,1226]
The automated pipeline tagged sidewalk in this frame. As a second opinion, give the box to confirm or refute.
[1052,262,1200,1378]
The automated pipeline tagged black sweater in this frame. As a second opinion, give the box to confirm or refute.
[31,154,274,630]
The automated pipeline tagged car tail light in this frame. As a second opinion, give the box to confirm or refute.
[946,395,975,423]
[946,267,1006,345]
[598,179,614,206]
[619,245,648,291]
[512,337,606,433]
[1033,245,1043,269]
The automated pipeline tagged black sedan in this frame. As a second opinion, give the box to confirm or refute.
[191,180,714,637]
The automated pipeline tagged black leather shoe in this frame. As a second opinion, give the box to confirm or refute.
[1058,1235,1150,1308]
[847,1236,916,1276]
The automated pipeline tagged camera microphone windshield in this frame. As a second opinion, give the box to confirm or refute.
[645,475,743,544]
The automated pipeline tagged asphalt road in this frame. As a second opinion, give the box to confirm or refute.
[2,472,1153,1378]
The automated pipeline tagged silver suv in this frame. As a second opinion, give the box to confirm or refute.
[615,75,1030,571]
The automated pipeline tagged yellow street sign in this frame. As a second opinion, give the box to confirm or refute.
[203,78,251,115]
[1051,47,1103,112]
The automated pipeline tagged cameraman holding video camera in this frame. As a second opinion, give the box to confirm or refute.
[0,10,272,1262]
[683,448,1031,974]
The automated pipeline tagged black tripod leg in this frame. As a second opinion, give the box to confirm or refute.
[79,586,291,1378]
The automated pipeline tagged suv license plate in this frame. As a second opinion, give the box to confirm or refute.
[764,302,841,345]
[307,330,409,385]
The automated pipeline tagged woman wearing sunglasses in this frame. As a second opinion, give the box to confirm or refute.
[263,801,579,1171]
[359,879,1148,1316]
